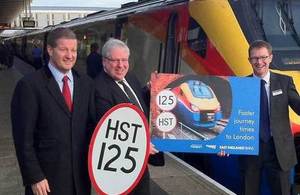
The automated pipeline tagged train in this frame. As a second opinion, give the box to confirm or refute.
[6,0,300,193]
[171,79,222,129]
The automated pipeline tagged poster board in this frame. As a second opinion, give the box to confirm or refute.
[150,74,260,155]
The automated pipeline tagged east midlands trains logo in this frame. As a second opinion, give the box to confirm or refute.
[205,144,217,149]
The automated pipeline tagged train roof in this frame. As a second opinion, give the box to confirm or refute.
[9,0,187,38]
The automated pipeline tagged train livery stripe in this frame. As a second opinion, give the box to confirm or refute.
[188,0,252,76]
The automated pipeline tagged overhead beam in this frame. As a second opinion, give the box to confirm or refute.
[0,0,30,24]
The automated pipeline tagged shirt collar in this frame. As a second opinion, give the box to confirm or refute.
[253,71,270,84]
[48,62,73,83]
[115,78,128,85]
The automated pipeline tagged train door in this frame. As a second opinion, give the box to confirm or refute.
[163,12,180,73]
[73,21,114,74]
[117,3,190,85]
[117,11,167,85]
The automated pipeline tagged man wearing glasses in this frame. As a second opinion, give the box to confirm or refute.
[94,38,160,195]
[240,40,300,195]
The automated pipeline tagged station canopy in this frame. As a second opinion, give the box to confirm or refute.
[0,0,27,30]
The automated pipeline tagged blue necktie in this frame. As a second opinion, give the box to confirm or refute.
[260,80,271,142]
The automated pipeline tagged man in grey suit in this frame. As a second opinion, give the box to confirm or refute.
[11,27,95,195]
[240,40,300,195]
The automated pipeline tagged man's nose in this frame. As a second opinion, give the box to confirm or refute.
[257,58,265,62]
[116,60,124,66]
[66,51,74,58]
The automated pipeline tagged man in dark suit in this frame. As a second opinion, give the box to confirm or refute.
[94,38,161,195]
[11,27,95,195]
[86,42,103,78]
[239,40,300,195]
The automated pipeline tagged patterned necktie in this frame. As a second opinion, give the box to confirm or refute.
[260,79,270,142]
[62,76,72,112]
[118,80,142,110]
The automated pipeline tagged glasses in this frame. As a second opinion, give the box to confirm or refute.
[105,57,128,63]
[249,56,270,63]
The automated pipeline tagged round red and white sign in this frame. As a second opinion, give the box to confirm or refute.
[88,103,150,195]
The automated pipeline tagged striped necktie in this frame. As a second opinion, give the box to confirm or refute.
[118,80,142,110]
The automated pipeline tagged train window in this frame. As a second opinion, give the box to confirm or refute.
[187,17,207,58]
[265,0,300,69]
[74,21,114,74]
[178,17,206,75]
[123,15,165,86]
[253,0,300,70]
[24,34,44,68]
[179,17,207,76]
[116,16,128,39]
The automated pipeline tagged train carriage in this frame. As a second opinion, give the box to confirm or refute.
[8,0,300,193]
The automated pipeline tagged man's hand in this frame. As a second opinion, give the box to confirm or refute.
[150,142,159,155]
[147,71,158,89]
[31,179,50,195]
[217,150,230,157]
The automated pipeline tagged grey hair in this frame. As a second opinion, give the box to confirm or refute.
[102,38,130,58]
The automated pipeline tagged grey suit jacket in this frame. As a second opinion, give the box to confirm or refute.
[11,66,96,195]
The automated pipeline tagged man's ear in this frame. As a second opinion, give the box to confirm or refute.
[269,54,273,61]
[47,45,53,57]
[102,59,107,69]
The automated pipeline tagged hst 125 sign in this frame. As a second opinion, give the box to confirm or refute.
[88,103,150,195]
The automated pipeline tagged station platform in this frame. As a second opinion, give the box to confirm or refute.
[0,57,235,195]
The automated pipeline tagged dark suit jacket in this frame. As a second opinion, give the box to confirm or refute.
[11,66,96,195]
[86,52,103,79]
[94,71,149,119]
[268,71,300,170]
[243,71,300,171]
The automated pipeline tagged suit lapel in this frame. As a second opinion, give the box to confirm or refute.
[125,75,148,114]
[101,71,148,113]
[72,71,84,117]
[269,72,280,116]
[103,72,129,102]
[43,66,72,116]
